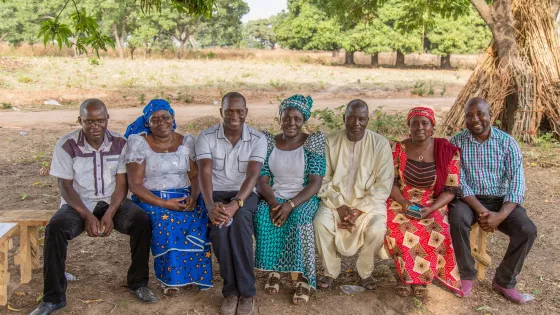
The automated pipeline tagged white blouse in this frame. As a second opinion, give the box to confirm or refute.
[124,134,195,191]
[268,146,305,200]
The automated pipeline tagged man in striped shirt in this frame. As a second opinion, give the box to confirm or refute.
[449,98,537,304]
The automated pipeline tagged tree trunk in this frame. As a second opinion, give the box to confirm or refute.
[130,47,136,60]
[440,54,452,69]
[112,24,125,59]
[371,53,379,67]
[345,51,355,65]
[177,40,186,59]
[396,50,405,67]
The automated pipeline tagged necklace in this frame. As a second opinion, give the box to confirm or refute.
[154,134,173,153]
[412,139,432,161]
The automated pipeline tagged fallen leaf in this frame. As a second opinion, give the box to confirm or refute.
[35,295,43,304]
[476,305,492,311]
[7,305,21,312]
[14,291,25,297]
[20,193,29,201]
[79,299,104,304]
[532,289,541,295]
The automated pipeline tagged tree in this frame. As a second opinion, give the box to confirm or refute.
[274,1,341,51]
[314,0,560,141]
[427,8,491,68]
[196,0,249,47]
[243,16,278,49]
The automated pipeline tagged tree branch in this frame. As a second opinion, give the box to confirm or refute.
[470,0,493,26]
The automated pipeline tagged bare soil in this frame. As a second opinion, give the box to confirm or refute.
[0,58,558,315]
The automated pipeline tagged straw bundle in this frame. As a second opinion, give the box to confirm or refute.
[442,0,560,142]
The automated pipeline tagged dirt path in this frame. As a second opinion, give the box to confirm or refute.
[0,97,455,130]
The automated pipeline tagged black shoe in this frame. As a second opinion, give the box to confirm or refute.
[29,301,66,315]
[129,286,159,303]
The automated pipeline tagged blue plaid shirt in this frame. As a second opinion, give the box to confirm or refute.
[450,127,525,204]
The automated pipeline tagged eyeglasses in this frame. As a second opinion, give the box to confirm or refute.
[82,119,107,126]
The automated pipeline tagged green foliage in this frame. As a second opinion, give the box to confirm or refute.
[1,102,12,109]
[18,76,33,83]
[427,8,491,56]
[312,105,408,140]
[196,0,249,47]
[274,1,341,51]
[243,16,277,49]
[88,56,100,65]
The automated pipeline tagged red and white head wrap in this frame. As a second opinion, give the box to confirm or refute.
[407,107,436,126]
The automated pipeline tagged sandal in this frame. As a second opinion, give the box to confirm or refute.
[412,285,428,298]
[161,284,180,297]
[395,283,412,297]
[264,272,281,294]
[360,277,377,290]
[293,281,311,305]
[317,276,334,290]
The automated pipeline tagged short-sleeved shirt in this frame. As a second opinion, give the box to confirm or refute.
[49,129,127,211]
[450,127,525,204]
[195,123,267,192]
[124,133,196,191]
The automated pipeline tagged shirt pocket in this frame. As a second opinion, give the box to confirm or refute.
[105,156,120,174]
[237,151,251,173]
[211,148,226,171]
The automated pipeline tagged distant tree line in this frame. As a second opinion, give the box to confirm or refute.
[0,0,491,67]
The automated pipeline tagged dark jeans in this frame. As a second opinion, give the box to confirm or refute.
[448,196,537,288]
[209,191,258,297]
[43,199,151,304]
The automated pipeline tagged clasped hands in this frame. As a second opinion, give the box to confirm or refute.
[336,205,363,232]
[399,200,435,220]
[478,210,505,233]
[209,201,239,226]
[163,196,197,212]
[269,201,293,227]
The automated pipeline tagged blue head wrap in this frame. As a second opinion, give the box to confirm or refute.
[124,99,177,138]
[279,94,313,122]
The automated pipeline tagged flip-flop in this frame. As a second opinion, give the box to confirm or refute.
[360,277,377,290]
[412,285,428,298]
[264,272,281,294]
[293,281,311,305]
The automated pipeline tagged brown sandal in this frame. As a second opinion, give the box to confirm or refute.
[412,285,428,298]
[395,284,412,297]
[361,277,377,290]
[264,272,280,294]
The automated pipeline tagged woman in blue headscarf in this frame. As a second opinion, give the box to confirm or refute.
[124,99,212,295]
[254,95,326,305]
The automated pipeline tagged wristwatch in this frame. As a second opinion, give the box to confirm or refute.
[232,197,244,208]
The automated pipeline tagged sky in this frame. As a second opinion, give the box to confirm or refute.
[242,0,287,22]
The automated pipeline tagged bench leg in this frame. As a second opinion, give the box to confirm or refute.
[0,241,9,306]
[30,227,40,269]
[18,226,33,284]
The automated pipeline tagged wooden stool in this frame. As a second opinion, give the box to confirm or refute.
[0,223,19,305]
[0,210,57,306]
[469,223,492,280]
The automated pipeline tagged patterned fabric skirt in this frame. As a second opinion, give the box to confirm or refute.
[385,199,462,295]
[132,187,213,289]
[254,196,319,289]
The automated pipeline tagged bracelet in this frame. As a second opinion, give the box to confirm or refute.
[287,199,296,209]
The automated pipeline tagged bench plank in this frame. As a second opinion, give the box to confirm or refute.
[0,210,56,226]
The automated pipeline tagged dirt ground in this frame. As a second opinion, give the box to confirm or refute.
[0,57,559,315]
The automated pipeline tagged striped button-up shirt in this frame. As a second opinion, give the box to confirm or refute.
[450,127,525,204]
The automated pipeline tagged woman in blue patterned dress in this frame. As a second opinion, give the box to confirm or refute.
[124,99,212,296]
[254,95,326,305]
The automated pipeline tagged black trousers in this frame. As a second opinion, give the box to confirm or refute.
[448,196,537,288]
[209,191,258,297]
[43,199,151,304]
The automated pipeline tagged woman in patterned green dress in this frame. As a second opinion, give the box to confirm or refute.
[254,94,326,305]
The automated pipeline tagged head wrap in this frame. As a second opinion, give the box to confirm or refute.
[124,99,176,138]
[279,94,313,122]
[407,107,436,126]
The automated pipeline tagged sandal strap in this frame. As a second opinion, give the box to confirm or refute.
[293,282,310,303]
[265,272,281,292]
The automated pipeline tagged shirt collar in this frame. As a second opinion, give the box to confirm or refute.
[80,130,111,151]
[218,123,251,142]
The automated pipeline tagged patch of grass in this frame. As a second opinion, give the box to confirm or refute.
[138,94,146,105]
[88,57,100,66]
[121,77,138,88]
[18,76,33,84]
[269,79,287,91]
[440,85,447,96]
[2,102,12,109]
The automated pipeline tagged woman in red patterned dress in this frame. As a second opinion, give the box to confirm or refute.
[385,107,463,298]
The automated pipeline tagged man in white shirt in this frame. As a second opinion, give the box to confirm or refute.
[196,92,267,315]
[31,99,158,315]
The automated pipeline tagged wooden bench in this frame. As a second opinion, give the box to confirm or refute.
[0,210,57,306]
[470,223,492,280]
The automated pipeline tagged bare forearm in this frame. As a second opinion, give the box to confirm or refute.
[198,168,215,210]
[462,196,489,215]
[107,185,127,214]
[129,183,165,207]
[59,184,91,219]
[256,177,277,206]
[236,175,258,201]
[390,184,407,204]
[499,201,517,217]
[429,191,455,210]
[290,177,322,207]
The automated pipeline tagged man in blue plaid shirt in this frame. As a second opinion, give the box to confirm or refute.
[449,98,537,304]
